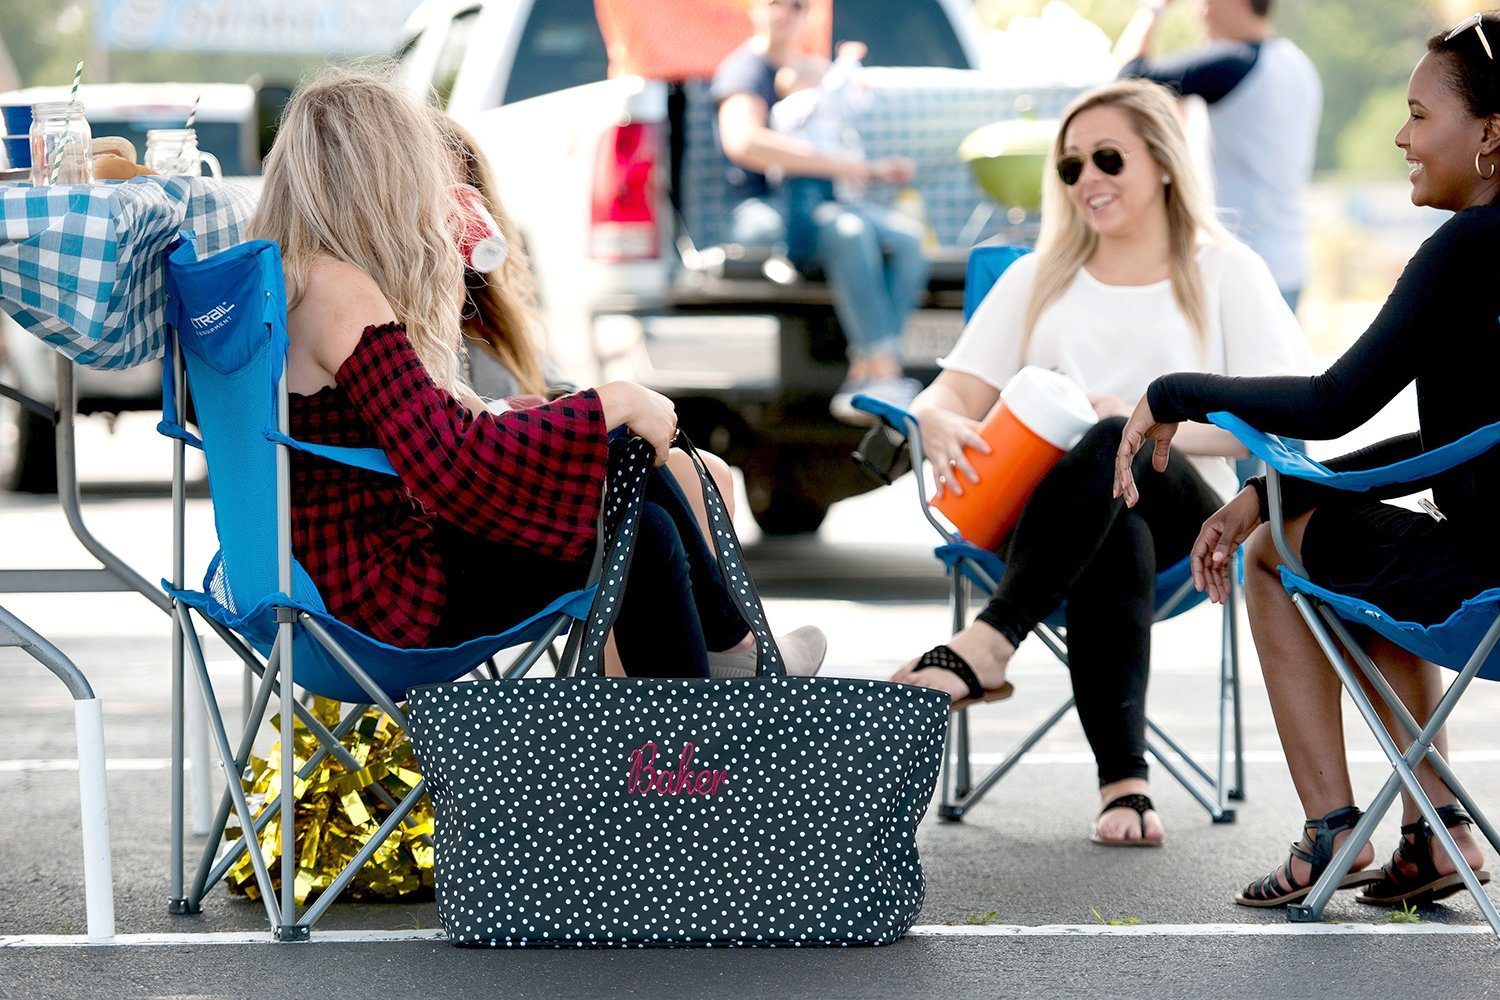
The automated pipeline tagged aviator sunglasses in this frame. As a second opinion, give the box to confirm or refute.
[1055,146,1130,186]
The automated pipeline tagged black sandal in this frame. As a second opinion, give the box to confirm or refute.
[1355,804,1492,907]
[1234,806,1383,908]
[911,644,1014,712]
[1090,793,1163,848]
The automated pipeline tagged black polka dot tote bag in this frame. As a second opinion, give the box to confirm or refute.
[406,435,950,947]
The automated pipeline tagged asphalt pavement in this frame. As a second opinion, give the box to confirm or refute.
[1,412,1498,998]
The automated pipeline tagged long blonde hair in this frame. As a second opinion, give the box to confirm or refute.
[1024,79,1230,351]
[438,116,548,397]
[250,66,466,389]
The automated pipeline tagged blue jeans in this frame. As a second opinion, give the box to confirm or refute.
[728,190,930,363]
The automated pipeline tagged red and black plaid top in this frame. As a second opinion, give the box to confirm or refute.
[289,321,608,648]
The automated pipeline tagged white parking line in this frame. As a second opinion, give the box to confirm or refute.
[7,748,1500,773]
[0,923,1492,948]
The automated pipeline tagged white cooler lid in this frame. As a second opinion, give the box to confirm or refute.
[1000,366,1098,450]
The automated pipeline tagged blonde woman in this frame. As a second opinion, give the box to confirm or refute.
[889,79,1309,845]
[438,115,802,675]
[254,68,825,678]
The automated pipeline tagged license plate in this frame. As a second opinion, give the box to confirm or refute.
[900,309,965,366]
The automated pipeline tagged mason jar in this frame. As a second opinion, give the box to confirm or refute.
[29,101,92,186]
[144,128,221,179]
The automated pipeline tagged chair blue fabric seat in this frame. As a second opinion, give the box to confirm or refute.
[164,554,594,703]
[1278,569,1500,683]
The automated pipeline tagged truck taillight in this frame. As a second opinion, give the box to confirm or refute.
[590,121,660,262]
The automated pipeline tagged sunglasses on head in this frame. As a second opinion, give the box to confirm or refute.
[1446,12,1494,61]
[1055,147,1130,186]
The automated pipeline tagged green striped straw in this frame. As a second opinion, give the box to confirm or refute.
[47,60,84,185]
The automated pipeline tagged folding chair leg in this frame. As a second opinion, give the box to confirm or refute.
[950,575,972,797]
[176,605,281,930]
[502,615,572,680]
[1287,594,1500,935]
[296,780,427,929]
[1316,607,1500,856]
[169,598,189,914]
[938,714,958,820]
[187,639,281,905]
[196,697,376,902]
[276,615,302,941]
[953,709,973,799]
[942,696,1075,822]
[1227,583,1247,801]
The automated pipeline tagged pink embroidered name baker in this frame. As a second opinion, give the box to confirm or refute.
[627,741,729,797]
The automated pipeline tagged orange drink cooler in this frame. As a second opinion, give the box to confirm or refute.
[931,367,1097,551]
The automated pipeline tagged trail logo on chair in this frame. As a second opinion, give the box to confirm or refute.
[626,741,729,797]
[407,436,949,947]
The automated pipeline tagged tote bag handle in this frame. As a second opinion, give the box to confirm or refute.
[575,433,787,679]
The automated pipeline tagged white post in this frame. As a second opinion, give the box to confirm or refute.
[73,697,115,942]
[184,659,214,836]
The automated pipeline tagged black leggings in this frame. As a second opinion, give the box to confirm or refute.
[432,466,749,677]
[975,417,1222,786]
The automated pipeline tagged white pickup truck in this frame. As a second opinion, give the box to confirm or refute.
[398,0,1085,532]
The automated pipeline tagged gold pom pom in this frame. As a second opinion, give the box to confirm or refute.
[224,697,434,905]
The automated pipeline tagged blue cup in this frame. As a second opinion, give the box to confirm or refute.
[2,104,32,169]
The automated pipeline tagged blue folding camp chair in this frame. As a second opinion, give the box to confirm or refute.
[1209,410,1500,935]
[851,241,1245,824]
[157,235,600,940]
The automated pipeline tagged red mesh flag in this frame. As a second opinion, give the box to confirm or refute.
[595,0,832,81]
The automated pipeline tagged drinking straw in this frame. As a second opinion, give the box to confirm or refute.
[47,60,84,185]
[185,93,198,131]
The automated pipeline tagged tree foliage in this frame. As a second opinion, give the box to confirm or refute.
[977,0,1463,173]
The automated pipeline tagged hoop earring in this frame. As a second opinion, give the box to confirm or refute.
[1478,149,1496,180]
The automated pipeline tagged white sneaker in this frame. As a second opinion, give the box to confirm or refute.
[830,375,922,427]
[707,625,828,679]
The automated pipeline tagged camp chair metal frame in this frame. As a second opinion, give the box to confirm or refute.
[159,238,601,941]
[1208,411,1500,935]
[853,395,1245,825]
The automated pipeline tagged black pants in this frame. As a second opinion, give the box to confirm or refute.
[975,417,1222,786]
[432,466,749,677]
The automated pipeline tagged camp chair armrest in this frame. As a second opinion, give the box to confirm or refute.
[1209,411,1500,494]
[851,394,920,438]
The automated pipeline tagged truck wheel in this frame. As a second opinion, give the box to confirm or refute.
[0,354,58,493]
[748,484,830,535]
[1,404,58,494]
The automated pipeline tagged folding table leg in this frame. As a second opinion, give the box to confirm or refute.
[0,605,115,941]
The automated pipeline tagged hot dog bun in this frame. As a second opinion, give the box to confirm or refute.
[92,153,156,179]
[90,136,137,163]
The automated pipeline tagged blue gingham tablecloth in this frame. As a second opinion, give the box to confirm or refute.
[0,175,254,370]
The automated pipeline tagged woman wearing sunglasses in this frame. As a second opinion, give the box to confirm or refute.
[1115,15,1498,905]
[889,79,1310,847]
